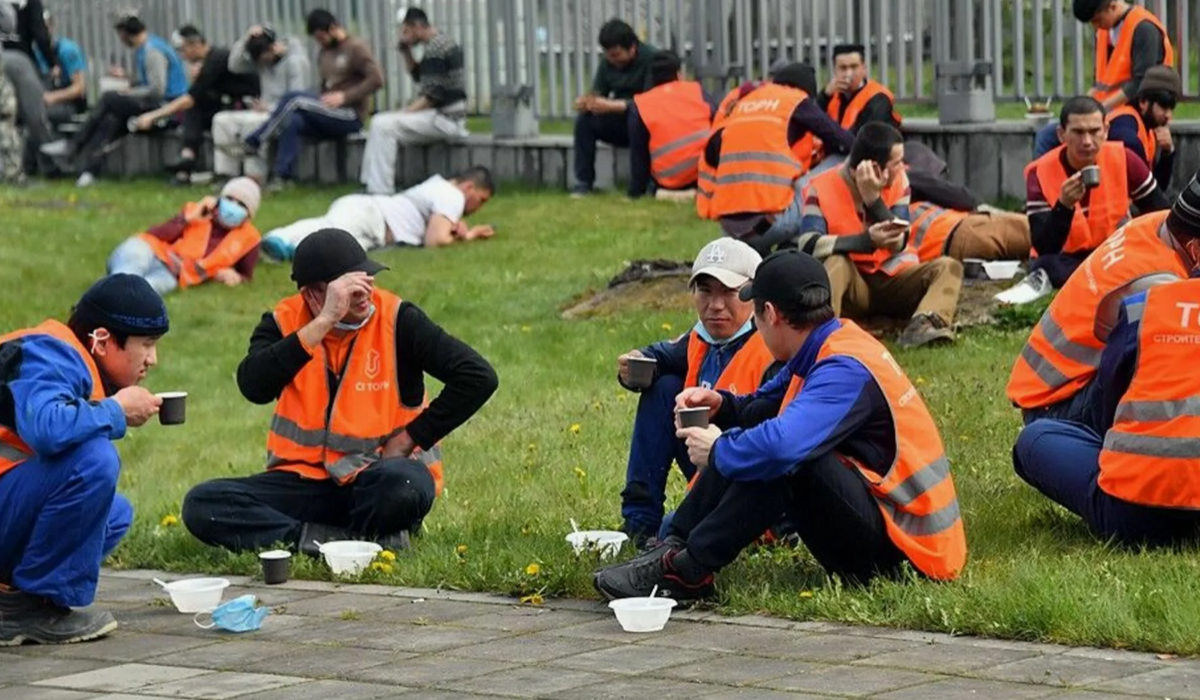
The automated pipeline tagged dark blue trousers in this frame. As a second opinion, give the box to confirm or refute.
[1033,121,1060,159]
[620,374,697,542]
[1014,419,1200,546]
[573,112,630,189]
[245,91,363,180]
[0,438,132,607]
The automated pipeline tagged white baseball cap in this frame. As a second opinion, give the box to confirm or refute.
[690,238,763,289]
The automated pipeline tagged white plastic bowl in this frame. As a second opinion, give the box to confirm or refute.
[565,530,628,560]
[982,260,1022,280]
[318,540,382,575]
[159,577,230,614]
[609,597,678,632]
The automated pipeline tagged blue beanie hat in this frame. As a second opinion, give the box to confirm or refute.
[74,274,170,337]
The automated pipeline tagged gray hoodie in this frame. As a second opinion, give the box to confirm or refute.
[228,35,311,109]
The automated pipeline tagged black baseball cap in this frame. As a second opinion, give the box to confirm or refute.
[738,249,830,304]
[291,228,388,287]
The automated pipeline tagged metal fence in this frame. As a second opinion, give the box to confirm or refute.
[47,0,1200,120]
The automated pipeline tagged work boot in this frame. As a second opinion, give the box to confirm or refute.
[593,546,714,601]
[0,586,118,646]
[375,530,411,553]
[298,522,359,557]
[897,313,956,349]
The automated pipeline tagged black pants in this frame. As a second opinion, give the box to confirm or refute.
[670,452,907,584]
[573,112,630,188]
[180,99,226,156]
[181,458,436,553]
[70,91,160,174]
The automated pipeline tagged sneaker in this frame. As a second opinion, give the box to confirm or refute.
[569,184,592,199]
[39,140,71,157]
[241,138,262,157]
[897,313,956,349]
[0,586,118,646]
[75,172,95,188]
[593,546,714,601]
[260,235,296,262]
[994,267,1053,305]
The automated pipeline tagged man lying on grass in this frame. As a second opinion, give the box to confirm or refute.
[182,228,498,554]
[594,250,967,600]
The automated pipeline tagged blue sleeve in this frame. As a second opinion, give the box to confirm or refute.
[9,336,127,457]
[641,333,690,378]
[1107,115,1147,163]
[60,40,87,80]
[627,104,652,198]
[712,357,874,481]
[1094,294,1143,435]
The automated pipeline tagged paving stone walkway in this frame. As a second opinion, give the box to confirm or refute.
[3,569,1198,699]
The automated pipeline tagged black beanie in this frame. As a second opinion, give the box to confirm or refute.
[1073,0,1105,22]
[1167,173,1200,239]
[73,274,170,337]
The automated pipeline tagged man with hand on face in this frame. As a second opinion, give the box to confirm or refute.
[616,238,779,547]
[1104,65,1179,189]
[0,274,169,645]
[593,251,966,601]
[182,229,498,555]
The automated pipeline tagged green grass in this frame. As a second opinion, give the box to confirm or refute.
[7,182,1200,655]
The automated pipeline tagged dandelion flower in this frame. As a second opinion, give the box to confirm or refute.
[456,544,468,555]
[799,590,814,598]
[520,592,545,605]
[574,466,587,479]
[525,562,541,576]
[521,325,532,333]
[379,550,397,562]
[160,514,179,527]
[661,322,673,331]
[569,423,581,434]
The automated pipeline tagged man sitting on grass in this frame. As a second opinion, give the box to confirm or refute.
[0,275,168,645]
[593,250,966,600]
[182,228,498,554]
[259,167,495,261]
[616,238,779,547]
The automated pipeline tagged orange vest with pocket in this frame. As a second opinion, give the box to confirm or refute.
[1099,280,1200,508]
[910,202,970,262]
[139,203,262,289]
[1025,143,1132,256]
[779,320,966,580]
[1105,104,1156,167]
[633,81,712,190]
[1093,6,1174,104]
[684,330,776,395]
[1099,279,1200,508]
[1006,210,1187,410]
[804,166,917,275]
[266,289,444,495]
[708,83,806,219]
[0,320,106,479]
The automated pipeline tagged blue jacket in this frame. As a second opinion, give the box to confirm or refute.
[710,317,893,482]
[138,33,189,101]
[0,334,126,458]
[1095,292,1147,436]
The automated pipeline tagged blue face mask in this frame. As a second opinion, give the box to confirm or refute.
[693,318,754,346]
[193,595,269,633]
[216,197,249,228]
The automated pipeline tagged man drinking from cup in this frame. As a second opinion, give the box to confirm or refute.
[1024,95,1169,289]
[616,238,779,547]
[182,228,497,555]
[0,274,170,645]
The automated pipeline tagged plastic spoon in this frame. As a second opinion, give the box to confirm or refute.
[569,519,580,534]
[648,584,658,599]
[152,578,170,589]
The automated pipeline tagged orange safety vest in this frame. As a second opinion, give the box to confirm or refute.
[683,330,775,394]
[910,202,971,263]
[633,81,712,190]
[0,320,106,479]
[139,202,262,289]
[708,83,806,219]
[1006,210,1188,409]
[1105,104,1156,167]
[266,289,444,494]
[804,166,917,276]
[778,320,966,580]
[826,79,902,130]
[696,88,745,220]
[1025,143,1132,256]
[1099,280,1200,508]
[1093,6,1174,104]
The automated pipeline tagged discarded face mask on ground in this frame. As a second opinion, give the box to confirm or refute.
[193,594,269,633]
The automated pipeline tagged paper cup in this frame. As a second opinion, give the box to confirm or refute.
[625,357,657,389]
[677,407,710,429]
[157,392,188,425]
[259,550,291,585]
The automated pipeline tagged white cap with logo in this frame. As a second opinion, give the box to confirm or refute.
[690,238,763,289]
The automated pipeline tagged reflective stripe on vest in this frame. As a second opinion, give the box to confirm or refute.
[805,166,915,276]
[1026,143,1131,255]
[634,81,713,189]
[910,202,970,262]
[0,439,31,463]
[1098,280,1200,508]
[777,320,966,579]
[1093,7,1174,103]
[709,83,805,219]
[1006,210,1187,409]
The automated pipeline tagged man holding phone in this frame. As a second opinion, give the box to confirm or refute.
[793,123,963,349]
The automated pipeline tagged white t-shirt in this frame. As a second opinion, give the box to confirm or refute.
[373,175,466,247]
